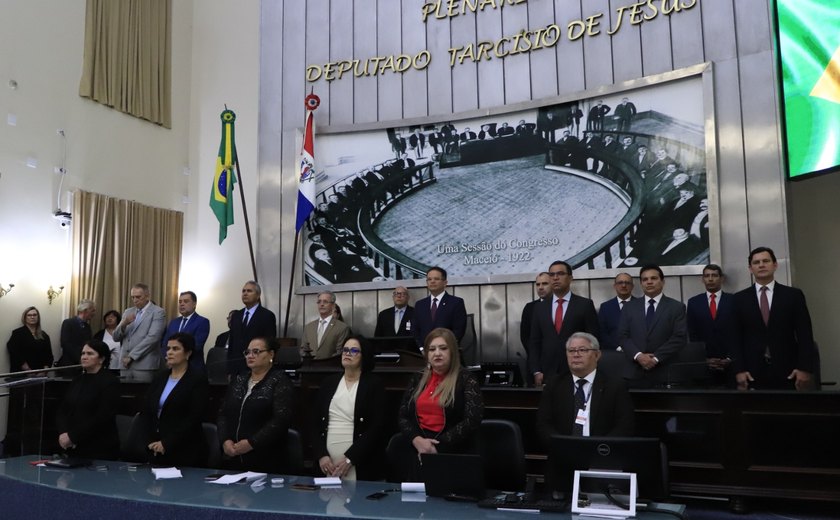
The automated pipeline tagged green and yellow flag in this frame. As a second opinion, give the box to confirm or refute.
[210,109,238,243]
[776,0,840,178]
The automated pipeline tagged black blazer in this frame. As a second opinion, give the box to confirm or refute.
[536,371,635,447]
[227,305,277,376]
[520,299,543,354]
[730,283,817,388]
[686,292,734,359]
[617,295,687,384]
[56,369,120,460]
[313,373,386,480]
[597,297,640,351]
[412,293,467,348]
[374,305,414,338]
[528,294,600,377]
[6,326,53,372]
[141,366,209,467]
[58,317,92,366]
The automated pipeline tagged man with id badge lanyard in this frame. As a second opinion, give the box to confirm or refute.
[536,332,634,447]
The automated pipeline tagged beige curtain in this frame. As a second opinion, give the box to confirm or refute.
[70,190,183,331]
[79,0,172,128]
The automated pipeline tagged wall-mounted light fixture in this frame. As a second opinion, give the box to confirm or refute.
[0,283,14,299]
[47,285,64,305]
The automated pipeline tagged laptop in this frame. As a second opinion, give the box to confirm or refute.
[419,453,486,501]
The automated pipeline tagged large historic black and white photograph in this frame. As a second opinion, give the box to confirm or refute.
[303,76,709,287]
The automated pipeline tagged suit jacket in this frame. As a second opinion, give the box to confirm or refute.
[227,304,277,376]
[374,305,415,338]
[161,313,211,370]
[412,292,467,348]
[536,371,634,447]
[730,283,817,388]
[617,295,687,383]
[598,297,639,351]
[58,316,92,366]
[7,326,53,371]
[686,292,734,359]
[141,367,209,467]
[520,298,547,355]
[302,317,350,359]
[113,303,166,370]
[313,372,386,480]
[528,294,600,377]
[56,369,120,460]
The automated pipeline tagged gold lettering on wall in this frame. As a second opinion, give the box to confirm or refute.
[420,0,527,23]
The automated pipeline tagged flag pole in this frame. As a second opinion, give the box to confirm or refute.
[282,91,320,338]
[233,154,259,283]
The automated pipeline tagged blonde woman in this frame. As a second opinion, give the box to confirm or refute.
[6,306,53,372]
[390,327,483,482]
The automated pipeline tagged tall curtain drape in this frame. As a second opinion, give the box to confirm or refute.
[78,0,172,128]
[70,190,183,332]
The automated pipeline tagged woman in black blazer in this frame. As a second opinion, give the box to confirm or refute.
[6,306,53,372]
[140,332,208,467]
[313,335,385,481]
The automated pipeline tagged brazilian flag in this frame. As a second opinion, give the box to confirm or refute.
[776,0,840,178]
[210,109,238,243]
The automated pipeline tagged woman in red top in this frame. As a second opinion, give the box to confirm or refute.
[389,328,483,482]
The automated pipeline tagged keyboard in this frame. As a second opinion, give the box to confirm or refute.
[478,492,568,513]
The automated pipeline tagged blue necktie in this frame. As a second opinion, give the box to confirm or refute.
[645,299,655,329]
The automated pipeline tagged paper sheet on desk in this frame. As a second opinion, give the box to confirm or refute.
[313,477,342,486]
[208,472,267,484]
[151,467,182,480]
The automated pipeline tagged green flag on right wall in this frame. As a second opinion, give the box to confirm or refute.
[776,0,840,178]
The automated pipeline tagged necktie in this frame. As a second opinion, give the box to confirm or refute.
[395,308,403,334]
[242,309,250,326]
[709,293,717,320]
[317,319,327,345]
[619,300,625,309]
[430,298,438,322]
[135,308,143,324]
[645,299,656,329]
[759,286,770,325]
[573,379,587,436]
[178,316,187,332]
[554,299,564,334]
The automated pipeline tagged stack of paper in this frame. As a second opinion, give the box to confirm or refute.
[151,467,182,480]
[207,471,268,485]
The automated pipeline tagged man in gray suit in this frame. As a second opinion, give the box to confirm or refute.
[301,290,350,359]
[113,283,166,381]
[617,264,687,387]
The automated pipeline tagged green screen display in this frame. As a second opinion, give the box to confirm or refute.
[775,0,840,178]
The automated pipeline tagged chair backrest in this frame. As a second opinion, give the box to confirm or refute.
[121,412,150,463]
[480,419,527,492]
[205,347,228,384]
[283,428,304,475]
[664,341,710,388]
[202,422,221,469]
[115,414,134,455]
[597,349,633,380]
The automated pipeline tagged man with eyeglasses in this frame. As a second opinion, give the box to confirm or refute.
[617,264,687,388]
[302,290,350,359]
[528,261,599,387]
[412,266,467,350]
[374,286,414,338]
[536,332,634,445]
[597,273,638,351]
[227,281,277,377]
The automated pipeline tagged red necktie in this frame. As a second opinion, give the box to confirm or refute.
[554,299,564,334]
[709,293,717,320]
[430,298,438,322]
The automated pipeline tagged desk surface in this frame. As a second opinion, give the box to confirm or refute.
[0,456,683,519]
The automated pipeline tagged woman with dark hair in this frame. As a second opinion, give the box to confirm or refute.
[56,339,120,459]
[390,328,484,482]
[313,335,385,480]
[94,310,122,372]
[139,332,209,467]
[218,337,293,473]
[6,306,53,372]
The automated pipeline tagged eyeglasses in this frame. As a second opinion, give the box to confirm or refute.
[341,347,361,356]
[566,348,597,355]
[245,349,268,356]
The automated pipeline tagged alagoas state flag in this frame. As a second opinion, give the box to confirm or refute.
[777,0,840,178]
[210,109,238,244]
[296,93,320,232]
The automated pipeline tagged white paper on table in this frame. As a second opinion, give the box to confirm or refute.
[314,477,342,486]
[401,482,426,493]
[207,471,267,485]
[151,467,182,480]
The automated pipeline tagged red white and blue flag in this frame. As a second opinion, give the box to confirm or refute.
[296,93,320,232]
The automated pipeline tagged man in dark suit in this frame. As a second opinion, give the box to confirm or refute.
[227,281,277,377]
[160,291,210,371]
[687,264,734,386]
[617,265,687,387]
[212,310,236,350]
[459,127,477,142]
[730,247,817,390]
[520,272,552,359]
[374,286,415,338]
[614,97,637,132]
[598,273,638,351]
[58,299,96,366]
[536,332,634,446]
[587,100,611,131]
[528,261,600,387]
[412,266,467,349]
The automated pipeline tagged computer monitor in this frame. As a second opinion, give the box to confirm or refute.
[548,435,668,501]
